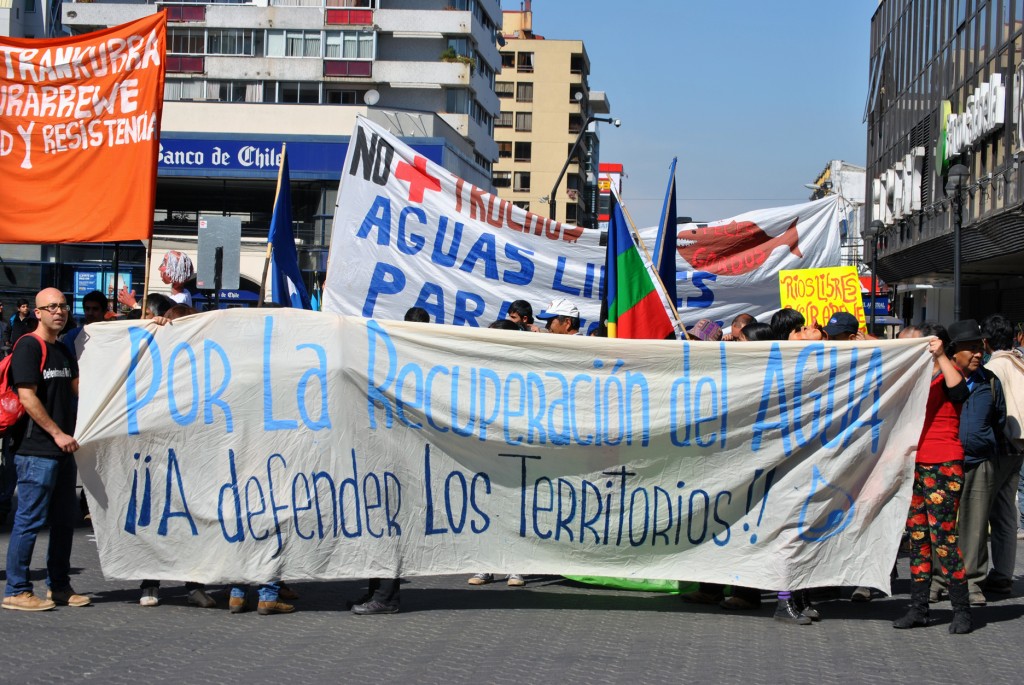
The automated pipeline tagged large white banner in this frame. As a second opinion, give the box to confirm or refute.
[76,309,931,591]
[323,117,841,331]
[638,199,844,325]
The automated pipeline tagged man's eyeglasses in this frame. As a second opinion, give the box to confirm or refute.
[37,302,70,313]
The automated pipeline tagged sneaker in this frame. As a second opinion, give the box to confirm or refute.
[187,588,217,608]
[467,573,493,586]
[1017,529,1024,541]
[2,592,56,612]
[139,586,159,607]
[928,588,946,603]
[506,574,526,587]
[228,595,248,614]
[351,599,399,615]
[968,591,987,607]
[257,600,295,615]
[47,587,91,607]
[278,583,300,601]
[851,586,872,602]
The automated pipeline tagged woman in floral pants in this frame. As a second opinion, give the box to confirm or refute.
[894,323,971,633]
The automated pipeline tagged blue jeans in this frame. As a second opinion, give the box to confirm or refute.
[230,582,280,602]
[0,437,15,519]
[1018,457,1024,530]
[4,454,78,596]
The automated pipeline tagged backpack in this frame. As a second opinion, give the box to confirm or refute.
[0,334,47,436]
[986,349,1024,453]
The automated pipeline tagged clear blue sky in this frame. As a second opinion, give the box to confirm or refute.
[500,0,877,225]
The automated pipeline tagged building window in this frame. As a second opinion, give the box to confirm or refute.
[514,141,531,162]
[501,52,514,69]
[277,82,320,104]
[324,30,374,59]
[493,171,512,188]
[498,142,512,158]
[516,52,534,72]
[515,112,532,131]
[513,201,530,211]
[515,82,533,103]
[266,30,322,58]
[495,81,513,98]
[513,172,531,192]
[25,0,35,12]
[325,88,360,104]
[207,29,259,56]
[168,29,205,55]
[565,204,578,223]
[446,89,471,114]
[570,53,585,74]
[496,111,513,128]
[569,113,584,134]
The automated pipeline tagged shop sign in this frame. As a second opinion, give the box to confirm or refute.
[942,73,1006,166]
[872,147,924,227]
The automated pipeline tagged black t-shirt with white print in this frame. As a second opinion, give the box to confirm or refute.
[9,334,78,457]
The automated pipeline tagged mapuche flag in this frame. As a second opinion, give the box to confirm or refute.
[605,191,680,339]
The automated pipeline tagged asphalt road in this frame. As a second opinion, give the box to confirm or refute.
[0,519,1021,685]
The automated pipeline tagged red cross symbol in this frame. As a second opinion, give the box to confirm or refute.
[394,155,441,203]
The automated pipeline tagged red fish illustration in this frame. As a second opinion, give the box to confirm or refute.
[676,218,802,276]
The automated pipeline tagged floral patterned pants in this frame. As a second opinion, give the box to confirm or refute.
[905,461,966,584]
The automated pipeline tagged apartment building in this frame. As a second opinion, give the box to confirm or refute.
[493,2,611,228]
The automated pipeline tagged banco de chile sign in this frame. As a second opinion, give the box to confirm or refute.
[157,137,443,179]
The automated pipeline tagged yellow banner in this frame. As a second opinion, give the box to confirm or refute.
[778,266,866,328]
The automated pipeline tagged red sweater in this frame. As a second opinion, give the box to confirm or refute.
[916,373,969,464]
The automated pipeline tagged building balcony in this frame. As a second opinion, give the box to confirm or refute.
[374,59,469,88]
[63,3,156,32]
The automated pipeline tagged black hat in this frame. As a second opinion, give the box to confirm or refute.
[948,319,983,345]
[823,312,859,338]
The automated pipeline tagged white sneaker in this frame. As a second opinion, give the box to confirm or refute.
[139,586,159,607]
[468,573,493,586]
[506,574,526,587]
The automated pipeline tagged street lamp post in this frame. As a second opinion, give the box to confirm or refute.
[866,219,884,332]
[548,115,620,224]
[945,163,969,321]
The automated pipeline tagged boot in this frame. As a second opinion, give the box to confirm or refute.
[773,596,812,625]
[793,590,821,621]
[947,582,973,634]
[893,581,929,629]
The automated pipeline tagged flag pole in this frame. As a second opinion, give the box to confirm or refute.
[141,237,152,315]
[257,143,287,307]
[613,188,689,339]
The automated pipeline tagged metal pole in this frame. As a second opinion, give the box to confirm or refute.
[953,188,962,321]
[547,115,613,222]
[869,235,878,333]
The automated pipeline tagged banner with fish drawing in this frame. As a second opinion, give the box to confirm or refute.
[322,116,841,329]
[637,198,843,326]
[75,308,930,590]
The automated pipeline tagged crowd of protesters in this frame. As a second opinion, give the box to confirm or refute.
[1,290,1022,635]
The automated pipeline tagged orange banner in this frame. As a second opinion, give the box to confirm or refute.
[0,13,166,243]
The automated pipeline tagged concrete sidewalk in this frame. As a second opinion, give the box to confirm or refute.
[0,522,1021,685]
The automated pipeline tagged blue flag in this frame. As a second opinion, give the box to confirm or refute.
[651,158,679,309]
[269,147,310,309]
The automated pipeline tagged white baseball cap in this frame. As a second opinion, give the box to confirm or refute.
[536,297,580,319]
